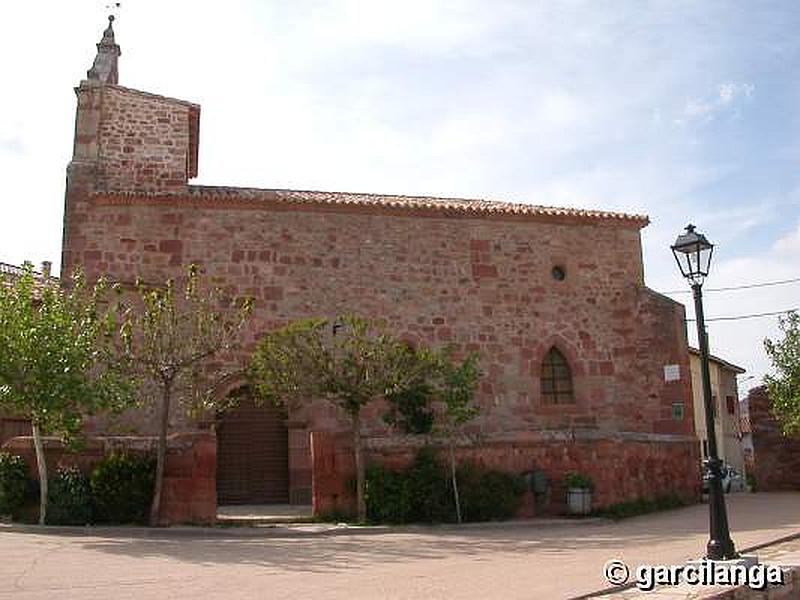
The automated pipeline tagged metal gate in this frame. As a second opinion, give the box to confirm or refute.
[216,389,289,505]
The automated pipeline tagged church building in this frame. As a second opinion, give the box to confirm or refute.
[56,18,700,522]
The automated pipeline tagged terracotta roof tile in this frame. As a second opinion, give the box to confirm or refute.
[93,185,650,227]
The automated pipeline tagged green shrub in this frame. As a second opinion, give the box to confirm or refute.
[384,382,435,435]
[0,452,30,518]
[48,466,93,525]
[90,451,155,524]
[366,449,452,524]
[365,449,525,524]
[458,462,526,522]
[365,464,412,523]
[564,472,594,491]
[405,449,453,523]
[596,494,687,520]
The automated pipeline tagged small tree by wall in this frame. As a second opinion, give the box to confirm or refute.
[430,349,481,524]
[0,265,133,524]
[764,311,800,435]
[383,346,482,523]
[114,265,252,526]
[380,345,483,524]
[250,315,431,522]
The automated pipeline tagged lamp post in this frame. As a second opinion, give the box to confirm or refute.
[671,224,737,561]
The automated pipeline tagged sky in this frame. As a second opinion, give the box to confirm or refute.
[0,1,798,390]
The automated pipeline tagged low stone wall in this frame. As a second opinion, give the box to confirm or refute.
[310,430,700,518]
[748,386,800,491]
[1,432,216,526]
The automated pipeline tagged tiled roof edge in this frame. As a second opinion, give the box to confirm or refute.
[90,186,650,227]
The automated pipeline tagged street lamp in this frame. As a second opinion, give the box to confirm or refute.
[671,224,738,561]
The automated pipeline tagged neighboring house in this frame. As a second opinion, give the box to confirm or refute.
[0,261,55,445]
[739,397,754,475]
[688,348,746,476]
[0,261,53,283]
[747,385,800,491]
[8,18,702,522]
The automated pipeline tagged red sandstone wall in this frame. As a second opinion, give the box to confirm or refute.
[1,432,216,525]
[748,386,800,491]
[72,84,197,194]
[64,197,692,439]
[60,81,698,511]
[310,431,700,518]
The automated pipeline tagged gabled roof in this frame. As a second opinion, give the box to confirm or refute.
[688,347,746,374]
[93,185,651,227]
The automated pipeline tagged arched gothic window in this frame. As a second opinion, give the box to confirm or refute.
[541,347,574,404]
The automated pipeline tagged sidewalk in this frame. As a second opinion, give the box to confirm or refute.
[1,514,608,538]
[1,492,798,599]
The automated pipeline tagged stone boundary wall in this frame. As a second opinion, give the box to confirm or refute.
[747,386,800,491]
[1,432,216,525]
[310,430,700,518]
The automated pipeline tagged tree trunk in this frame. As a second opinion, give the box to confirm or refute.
[31,421,48,526]
[449,441,462,524]
[353,412,366,522]
[150,380,172,526]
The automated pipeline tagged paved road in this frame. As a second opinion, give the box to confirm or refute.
[1,493,798,600]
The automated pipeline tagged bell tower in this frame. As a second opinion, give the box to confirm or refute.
[61,17,200,276]
[86,15,121,84]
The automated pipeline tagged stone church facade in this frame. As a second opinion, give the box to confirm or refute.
[55,19,700,519]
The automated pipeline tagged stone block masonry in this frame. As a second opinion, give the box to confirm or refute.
[310,431,700,518]
[58,30,701,520]
[66,191,694,439]
[2,433,216,525]
[748,386,800,491]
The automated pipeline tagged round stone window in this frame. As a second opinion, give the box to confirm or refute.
[551,265,566,281]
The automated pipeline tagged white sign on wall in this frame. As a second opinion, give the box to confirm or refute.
[664,364,681,382]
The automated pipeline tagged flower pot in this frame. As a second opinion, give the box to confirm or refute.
[566,487,592,515]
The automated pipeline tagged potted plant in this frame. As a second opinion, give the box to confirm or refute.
[565,472,594,515]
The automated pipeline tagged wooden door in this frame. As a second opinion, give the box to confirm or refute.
[216,390,289,505]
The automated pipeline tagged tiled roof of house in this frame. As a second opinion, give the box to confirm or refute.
[94,185,651,227]
[0,262,57,284]
[0,262,26,279]
[688,347,746,374]
[740,415,752,434]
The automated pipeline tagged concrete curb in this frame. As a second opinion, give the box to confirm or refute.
[0,516,610,539]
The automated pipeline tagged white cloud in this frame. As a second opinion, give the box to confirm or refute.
[774,221,800,256]
[677,81,755,124]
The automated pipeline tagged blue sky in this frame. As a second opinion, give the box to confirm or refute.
[0,1,798,387]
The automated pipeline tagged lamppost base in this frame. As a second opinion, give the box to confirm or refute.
[706,538,739,562]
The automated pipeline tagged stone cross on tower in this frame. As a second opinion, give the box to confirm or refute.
[86,15,121,84]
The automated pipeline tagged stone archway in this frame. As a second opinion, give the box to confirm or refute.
[216,387,289,505]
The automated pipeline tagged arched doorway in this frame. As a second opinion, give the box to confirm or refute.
[216,387,289,505]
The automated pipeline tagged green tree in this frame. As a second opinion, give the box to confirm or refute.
[250,315,429,521]
[0,264,132,524]
[383,342,437,435]
[764,311,800,435]
[115,265,252,525]
[430,349,481,524]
